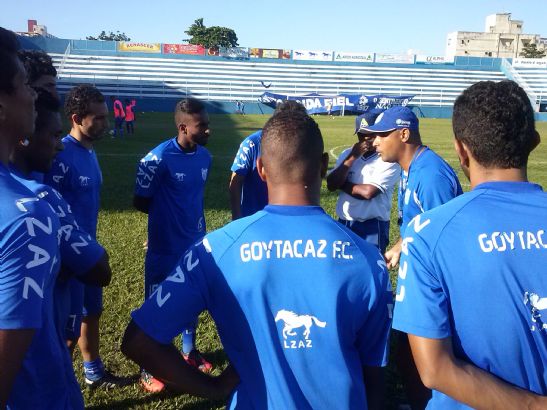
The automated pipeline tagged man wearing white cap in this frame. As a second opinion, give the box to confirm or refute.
[327,111,400,253]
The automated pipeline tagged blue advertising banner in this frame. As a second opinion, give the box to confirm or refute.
[259,92,414,115]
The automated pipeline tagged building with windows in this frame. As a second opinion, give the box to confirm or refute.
[446,13,546,59]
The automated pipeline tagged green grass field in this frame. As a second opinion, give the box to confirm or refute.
[80,113,547,409]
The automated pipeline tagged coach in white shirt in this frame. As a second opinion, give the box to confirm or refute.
[327,112,400,253]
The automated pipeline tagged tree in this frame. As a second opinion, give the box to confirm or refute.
[184,18,238,49]
[519,43,546,58]
[86,31,131,41]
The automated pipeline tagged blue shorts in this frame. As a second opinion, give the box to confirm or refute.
[115,117,124,128]
[338,218,390,254]
[65,280,103,341]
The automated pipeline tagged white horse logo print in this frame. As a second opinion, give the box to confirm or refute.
[275,309,326,349]
[524,292,547,331]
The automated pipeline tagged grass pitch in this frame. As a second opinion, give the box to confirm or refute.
[81,113,547,409]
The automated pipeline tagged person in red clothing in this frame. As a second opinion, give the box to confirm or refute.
[110,95,125,138]
[125,99,136,135]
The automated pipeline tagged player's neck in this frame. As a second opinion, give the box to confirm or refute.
[69,127,93,150]
[266,182,321,207]
[10,155,31,176]
[399,144,423,172]
[176,134,197,152]
[469,163,528,189]
[0,137,10,166]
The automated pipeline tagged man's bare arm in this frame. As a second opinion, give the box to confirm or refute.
[409,335,547,410]
[228,172,244,220]
[0,329,35,408]
[326,142,370,191]
[341,182,381,200]
[385,237,402,269]
[121,320,239,400]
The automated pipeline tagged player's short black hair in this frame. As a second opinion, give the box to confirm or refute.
[64,84,105,119]
[17,49,57,84]
[34,88,61,132]
[453,80,537,169]
[174,98,205,125]
[0,27,20,94]
[175,98,205,115]
[274,100,308,116]
[262,110,324,184]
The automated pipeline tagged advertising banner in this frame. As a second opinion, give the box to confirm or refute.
[250,48,291,59]
[259,92,414,115]
[513,58,547,68]
[118,42,161,53]
[334,51,374,63]
[219,47,250,59]
[416,55,454,64]
[375,53,415,64]
[293,49,333,61]
[163,44,205,55]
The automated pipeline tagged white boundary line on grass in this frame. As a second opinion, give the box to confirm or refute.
[329,145,350,161]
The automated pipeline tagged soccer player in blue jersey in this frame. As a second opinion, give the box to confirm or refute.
[122,106,393,409]
[327,111,400,253]
[228,100,307,220]
[17,49,58,99]
[393,81,547,409]
[133,98,212,392]
[229,130,267,219]
[43,84,126,388]
[364,106,462,408]
[365,106,463,269]
[0,26,78,409]
[10,88,112,341]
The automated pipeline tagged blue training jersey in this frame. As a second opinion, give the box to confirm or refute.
[230,130,268,217]
[0,164,83,409]
[11,167,105,336]
[135,137,212,254]
[132,205,393,409]
[393,181,547,409]
[43,135,102,239]
[398,147,462,236]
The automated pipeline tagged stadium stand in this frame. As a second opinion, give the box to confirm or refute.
[18,37,547,117]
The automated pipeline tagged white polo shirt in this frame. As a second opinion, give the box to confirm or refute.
[333,149,400,222]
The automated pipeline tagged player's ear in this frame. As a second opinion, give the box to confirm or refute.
[71,113,83,126]
[454,139,470,180]
[400,128,411,143]
[530,130,541,153]
[256,156,267,182]
[320,152,329,178]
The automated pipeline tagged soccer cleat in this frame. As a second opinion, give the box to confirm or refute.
[182,349,213,373]
[140,371,165,393]
[85,369,132,389]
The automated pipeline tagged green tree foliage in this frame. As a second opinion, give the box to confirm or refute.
[184,18,238,49]
[86,31,131,41]
[519,43,546,58]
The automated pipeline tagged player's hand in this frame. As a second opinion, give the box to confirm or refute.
[349,141,369,159]
[385,240,402,269]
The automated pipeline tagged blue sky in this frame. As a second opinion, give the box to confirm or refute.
[2,0,546,55]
